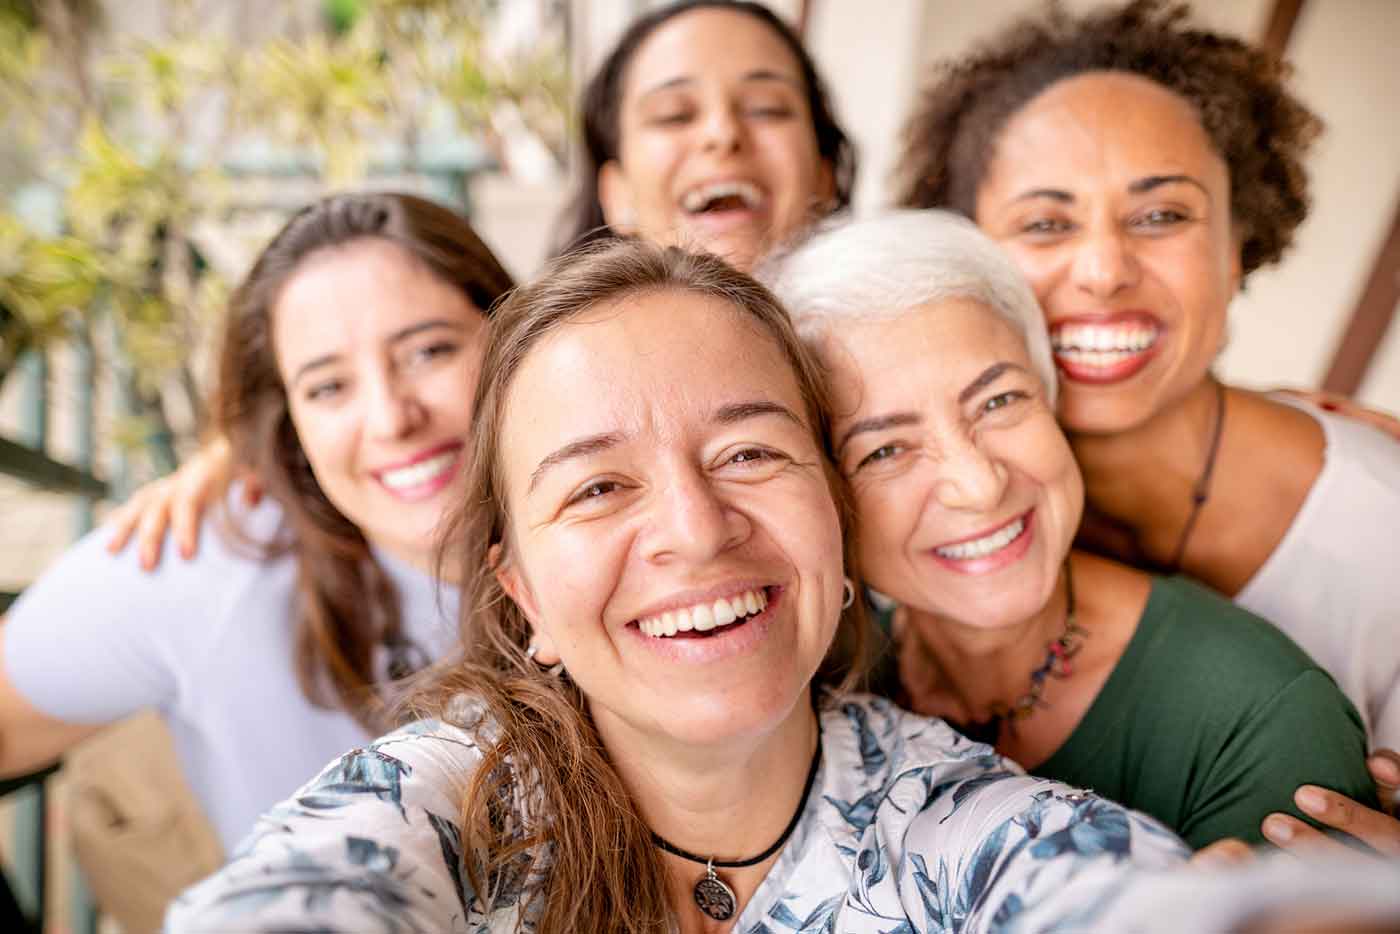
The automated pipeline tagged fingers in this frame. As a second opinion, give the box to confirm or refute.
[103,498,143,555]
[1265,786,1400,857]
[1191,837,1254,868]
[132,481,175,571]
[169,481,200,561]
[1368,750,1400,816]
[1261,812,1353,856]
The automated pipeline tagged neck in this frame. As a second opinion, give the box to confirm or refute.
[903,571,1071,724]
[592,693,820,917]
[1069,378,1223,566]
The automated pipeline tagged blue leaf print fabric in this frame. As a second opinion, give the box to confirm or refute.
[167,694,1188,932]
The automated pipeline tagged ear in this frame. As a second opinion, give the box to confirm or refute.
[598,160,636,234]
[490,543,560,664]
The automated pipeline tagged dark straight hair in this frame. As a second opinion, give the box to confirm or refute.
[553,0,857,257]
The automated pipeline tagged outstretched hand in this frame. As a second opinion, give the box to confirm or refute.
[103,437,258,570]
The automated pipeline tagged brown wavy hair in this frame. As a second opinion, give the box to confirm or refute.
[213,191,514,730]
[554,0,857,257]
[895,0,1322,279]
[410,239,869,932]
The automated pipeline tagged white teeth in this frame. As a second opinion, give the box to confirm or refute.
[681,180,764,213]
[692,603,716,632]
[379,449,458,490]
[636,588,769,639]
[935,517,1025,561]
[1050,324,1158,359]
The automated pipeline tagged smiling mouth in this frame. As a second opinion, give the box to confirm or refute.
[635,586,773,639]
[934,514,1028,562]
[1049,320,1162,380]
[680,180,766,216]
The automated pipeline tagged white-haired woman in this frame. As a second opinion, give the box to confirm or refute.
[762,211,1377,849]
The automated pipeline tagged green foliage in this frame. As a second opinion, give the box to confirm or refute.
[0,0,568,462]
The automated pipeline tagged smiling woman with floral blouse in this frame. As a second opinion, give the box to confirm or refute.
[165,241,1192,933]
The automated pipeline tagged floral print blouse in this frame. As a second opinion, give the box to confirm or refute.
[166,694,1187,932]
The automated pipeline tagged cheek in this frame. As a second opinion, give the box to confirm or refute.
[852,480,913,561]
[286,404,349,477]
[996,243,1057,304]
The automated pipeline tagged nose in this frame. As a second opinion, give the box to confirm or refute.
[932,436,1009,513]
[1071,223,1140,299]
[641,463,750,564]
[365,371,427,440]
[700,102,744,155]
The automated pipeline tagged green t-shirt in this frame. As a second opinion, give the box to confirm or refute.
[1036,576,1377,848]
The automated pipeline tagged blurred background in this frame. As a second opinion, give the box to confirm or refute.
[0,1,1395,930]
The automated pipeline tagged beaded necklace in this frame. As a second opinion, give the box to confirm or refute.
[954,561,1085,747]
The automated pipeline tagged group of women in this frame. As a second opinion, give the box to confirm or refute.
[2,1,1398,931]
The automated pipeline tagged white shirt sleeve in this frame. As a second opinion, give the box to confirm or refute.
[3,499,280,724]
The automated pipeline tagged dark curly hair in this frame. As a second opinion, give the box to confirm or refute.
[553,0,857,257]
[895,0,1322,278]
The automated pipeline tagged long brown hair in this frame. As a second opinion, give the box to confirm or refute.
[214,191,514,729]
[554,0,857,257]
[411,239,869,932]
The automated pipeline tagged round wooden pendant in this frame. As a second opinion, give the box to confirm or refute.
[693,872,737,922]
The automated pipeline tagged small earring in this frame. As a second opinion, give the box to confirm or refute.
[842,577,856,610]
[526,642,565,678]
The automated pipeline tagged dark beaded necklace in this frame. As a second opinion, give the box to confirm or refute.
[957,561,1085,747]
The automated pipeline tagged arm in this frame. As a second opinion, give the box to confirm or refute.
[1,523,215,775]
[1276,389,1400,442]
[1180,669,1378,848]
[0,625,103,775]
[166,725,479,933]
[875,775,1187,933]
[103,437,260,570]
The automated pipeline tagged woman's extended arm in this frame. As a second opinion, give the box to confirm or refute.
[103,438,259,570]
[166,722,481,933]
[0,625,103,775]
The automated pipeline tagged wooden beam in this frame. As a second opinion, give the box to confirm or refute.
[1261,0,1306,58]
[0,436,107,497]
[1322,196,1400,396]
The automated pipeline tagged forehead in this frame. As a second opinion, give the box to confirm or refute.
[500,288,807,460]
[825,299,1030,409]
[988,71,1225,186]
[623,8,803,97]
[272,240,479,362]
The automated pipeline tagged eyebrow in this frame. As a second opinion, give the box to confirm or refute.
[525,400,801,494]
[1011,173,1208,205]
[528,433,625,494]
[290,319,463,385]
[958,362,1028,404]
[639,68,801,99]
[837,412,921,454]
[714,399,804,426]
[1127,173,1208,195]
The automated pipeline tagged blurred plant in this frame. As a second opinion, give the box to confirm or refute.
[0,0,568,478]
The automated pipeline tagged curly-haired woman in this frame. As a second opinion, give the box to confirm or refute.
[895,0,1400,798]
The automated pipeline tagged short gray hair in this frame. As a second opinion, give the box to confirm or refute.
[759,209,1058,404]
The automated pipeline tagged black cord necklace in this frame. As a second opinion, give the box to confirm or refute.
[1166,379,1227,574]
[650,723,823,922]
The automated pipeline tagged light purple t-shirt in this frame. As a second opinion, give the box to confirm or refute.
[3,494,459,851]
